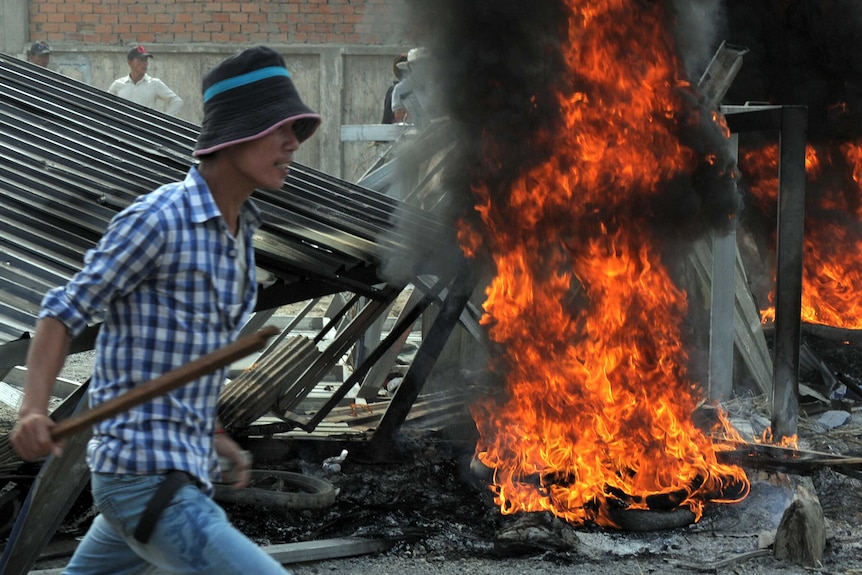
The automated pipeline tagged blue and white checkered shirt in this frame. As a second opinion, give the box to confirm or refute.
[40,166,261,493]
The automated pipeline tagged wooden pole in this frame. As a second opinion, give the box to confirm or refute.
[50,325,280,440]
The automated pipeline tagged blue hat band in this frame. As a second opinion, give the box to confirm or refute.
[203,66,291,103]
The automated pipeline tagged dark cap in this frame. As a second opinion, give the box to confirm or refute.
[28,41,51,56]
[127,45,153,60]
[194,46,322,156]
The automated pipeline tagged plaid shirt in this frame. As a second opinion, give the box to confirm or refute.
[40,166,261,493]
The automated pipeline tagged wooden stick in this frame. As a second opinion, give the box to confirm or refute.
[727,439,852,461]
[50,325,280,441]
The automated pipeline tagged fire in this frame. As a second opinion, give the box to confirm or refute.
[741,140,862,328]
[462,0,749,528]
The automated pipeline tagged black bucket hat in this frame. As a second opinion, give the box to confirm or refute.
[194,46,322,156]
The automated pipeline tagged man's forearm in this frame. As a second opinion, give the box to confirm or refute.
[20,316,72,417]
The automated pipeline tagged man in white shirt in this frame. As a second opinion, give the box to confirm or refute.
[109,45,183,117]
[390,47,436,128]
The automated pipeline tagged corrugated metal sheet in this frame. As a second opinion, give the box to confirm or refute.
[0,53,449,346]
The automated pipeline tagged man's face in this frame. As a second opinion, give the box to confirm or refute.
[128,56,149,79]
[226,121,302,191]
[29,53,50,68]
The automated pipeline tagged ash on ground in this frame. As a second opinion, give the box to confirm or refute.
[217,419,862,573]
[5,333,862,574]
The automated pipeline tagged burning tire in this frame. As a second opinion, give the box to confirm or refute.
[213,470,336,510]
[608,507,696,532]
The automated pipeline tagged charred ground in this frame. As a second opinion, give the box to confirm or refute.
[4,329,862,575]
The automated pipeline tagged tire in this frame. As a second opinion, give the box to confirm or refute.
[213,470,336,510]
[608,507,696,531]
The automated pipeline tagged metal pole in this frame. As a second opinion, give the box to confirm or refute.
[771,105,807,440]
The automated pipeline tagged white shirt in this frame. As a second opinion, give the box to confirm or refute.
[108,73,183,116]
[391,75,430,127]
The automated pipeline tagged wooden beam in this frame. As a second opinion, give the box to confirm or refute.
[687,238,773,397]
[27,537,396,574]
[263,536,395,564]
[0,388,91,575]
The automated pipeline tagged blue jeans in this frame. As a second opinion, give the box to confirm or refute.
[63,473,290,575]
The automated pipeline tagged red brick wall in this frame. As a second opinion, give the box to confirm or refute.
[30,0,412,46]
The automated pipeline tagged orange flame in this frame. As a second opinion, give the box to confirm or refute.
[742,140,862,328]
[463,0,749,528]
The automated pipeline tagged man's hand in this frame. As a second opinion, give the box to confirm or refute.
[214,432,252,489]
[11,412,64,461]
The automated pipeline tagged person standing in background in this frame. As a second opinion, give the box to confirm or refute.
[381,53,408,124]
[390,47,438,128]
[26,41,51,68]
[108,45,183,117]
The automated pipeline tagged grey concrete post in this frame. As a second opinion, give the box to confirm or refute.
[318,46,344,178]
[0,0,29,56]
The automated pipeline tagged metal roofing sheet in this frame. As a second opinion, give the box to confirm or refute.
[0,53,450,346]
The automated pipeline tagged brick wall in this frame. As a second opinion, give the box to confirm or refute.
[30,0,412,46]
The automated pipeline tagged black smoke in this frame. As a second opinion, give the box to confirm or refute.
[402,0,571,228]
[402,0,742,242]
[719,0,862,142]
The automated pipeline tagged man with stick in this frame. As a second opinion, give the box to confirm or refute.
[11,46,321,574]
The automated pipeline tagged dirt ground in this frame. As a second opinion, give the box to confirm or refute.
[3,326,862,575]
[4,400,862,575]
[226,410,862,575]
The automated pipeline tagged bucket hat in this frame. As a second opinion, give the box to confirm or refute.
[194,46,322,156]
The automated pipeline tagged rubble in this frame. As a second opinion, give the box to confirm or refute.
[3,312,862,575]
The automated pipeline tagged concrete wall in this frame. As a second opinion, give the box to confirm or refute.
[0,0,29,55]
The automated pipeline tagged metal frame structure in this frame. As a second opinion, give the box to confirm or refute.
[723,104,808,440]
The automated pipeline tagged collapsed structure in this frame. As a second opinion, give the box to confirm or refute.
[0,52,478,573]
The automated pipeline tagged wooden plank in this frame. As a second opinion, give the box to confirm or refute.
[357,286,424,399]
[264,536,394,563]
[0,381,23,410]
[690,41,773,399]
[2,367,83,402]
[0,388,91,575]
[732,245,774,396]
[689,238,773,396]
[28,537,396,574]
[278,293,398,415]
[771,107,807,440]
[697,41,749,108]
